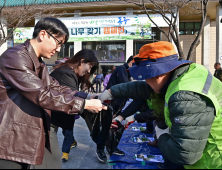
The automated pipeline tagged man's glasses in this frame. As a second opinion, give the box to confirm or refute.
[46,31,65,48]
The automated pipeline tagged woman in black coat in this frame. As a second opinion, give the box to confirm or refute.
[38,49,110,168]
[51,49,100,161]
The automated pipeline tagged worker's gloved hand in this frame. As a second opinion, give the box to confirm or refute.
[155,126,170,139]
[124,115,135,128]
[111,116,123,128]
[98,90,113,102]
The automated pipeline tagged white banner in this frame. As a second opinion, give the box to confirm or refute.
[15,14,170,43]
[14,27,34,43]
[59,14,169,28]
[36,14,170,42]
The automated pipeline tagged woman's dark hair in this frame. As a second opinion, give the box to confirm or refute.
[54,49,99,90]
[127,55,134,64]
[33,17,69,43]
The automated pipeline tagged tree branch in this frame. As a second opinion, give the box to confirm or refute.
[123,0,206,61]
[187,0,208,60]
[0,20,6,39]
[143,4,171,41]
[124,0,171,41]
[0,0,56,47]
[0,0,6,12]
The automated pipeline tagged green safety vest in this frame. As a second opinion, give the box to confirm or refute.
[147,99,152,109]
[164,63,222,169]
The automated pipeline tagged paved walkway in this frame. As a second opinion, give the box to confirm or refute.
[57,117,112,169]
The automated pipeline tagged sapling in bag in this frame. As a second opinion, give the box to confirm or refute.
[105,121,125,155]
[89,103,113,145]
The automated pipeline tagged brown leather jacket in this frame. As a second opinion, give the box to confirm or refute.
[0,40,85,165]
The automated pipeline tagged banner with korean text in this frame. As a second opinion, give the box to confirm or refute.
[36,14,170,42]
[14,27,34,43]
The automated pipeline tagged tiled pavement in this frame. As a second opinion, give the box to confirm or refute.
[57,117,112,169]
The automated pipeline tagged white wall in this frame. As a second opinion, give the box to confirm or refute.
[126,40,134,61]
[0,41,7,56]
[73,10,82,55]
[125,8,134,61]
[172,12,179,54]
[209,20,217,74]
[216,5,222,63]
[74,41,82,55]
[203,17,210,70]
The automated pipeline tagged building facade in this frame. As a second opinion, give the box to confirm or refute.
[1,0,221,75]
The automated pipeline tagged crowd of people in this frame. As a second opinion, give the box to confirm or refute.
[0,16,221,169]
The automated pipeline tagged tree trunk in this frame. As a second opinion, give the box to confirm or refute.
[187,0,208,61]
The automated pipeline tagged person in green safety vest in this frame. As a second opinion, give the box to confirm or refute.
[99,41,222,169]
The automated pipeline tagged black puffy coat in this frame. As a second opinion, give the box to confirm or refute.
[50,66,87,130]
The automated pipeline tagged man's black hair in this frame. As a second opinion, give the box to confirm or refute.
[127,55,134,64]
[215,62,221,66]
[33,17,69,44]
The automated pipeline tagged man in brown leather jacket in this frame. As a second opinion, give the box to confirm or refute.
[0,17,105,169]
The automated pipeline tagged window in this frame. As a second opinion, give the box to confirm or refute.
[179,22,201,35]
[134,40,154,56]
[57,42,74,60]
[133,27,161,55]
[82,41,126,63]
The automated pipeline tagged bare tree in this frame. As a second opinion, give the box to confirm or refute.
[0,0,58,47]
[123,0,209,60]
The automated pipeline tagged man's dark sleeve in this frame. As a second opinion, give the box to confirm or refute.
[121,99,147,119]
[218,70,222,81]
[111,81,153,100]
[213,69,222,82]
[134,110,156,123]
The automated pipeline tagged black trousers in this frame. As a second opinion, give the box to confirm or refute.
[89,79,96,93]
[62,122,76,153]
[95,79,102,93]
[81,108,112,150]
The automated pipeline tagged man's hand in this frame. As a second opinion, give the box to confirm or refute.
[124,115,135,128]
[155,126,170,139]
[98,89,113,102]
[84,99,107,113]
[111,115,123,128]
